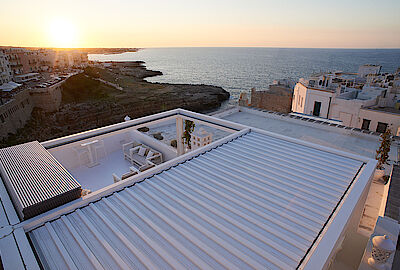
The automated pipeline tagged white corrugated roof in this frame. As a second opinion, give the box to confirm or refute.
[29,131,365,270]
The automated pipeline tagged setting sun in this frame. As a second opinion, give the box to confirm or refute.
[48,19,77,48]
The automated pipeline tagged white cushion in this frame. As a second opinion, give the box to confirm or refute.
[138,146,147,156]
[147,150,154,158]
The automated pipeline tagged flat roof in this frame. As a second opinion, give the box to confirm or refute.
[28,129,369,269]
[361,106,400,116]
[221,107,382,159]
[15,72,39,77]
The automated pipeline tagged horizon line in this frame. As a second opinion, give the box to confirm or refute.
[1,45,400,50]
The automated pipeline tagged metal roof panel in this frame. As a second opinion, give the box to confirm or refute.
[29,131,365,269]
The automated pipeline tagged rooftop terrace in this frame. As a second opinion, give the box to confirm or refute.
[0,108,385,270]
[216,106,386,159]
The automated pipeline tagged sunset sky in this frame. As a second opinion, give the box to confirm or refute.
[1,0,399,48]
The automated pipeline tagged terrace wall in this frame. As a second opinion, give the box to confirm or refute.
[130,129,177,161]
[0,90,33,139]
[250,85,293,113]
[29,81,63,112]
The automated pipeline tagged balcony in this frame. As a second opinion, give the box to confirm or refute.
[44,109,242,192]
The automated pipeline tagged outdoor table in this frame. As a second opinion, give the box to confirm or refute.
[81,140,99,167]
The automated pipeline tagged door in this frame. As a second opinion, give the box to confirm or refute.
[313,101,321,116]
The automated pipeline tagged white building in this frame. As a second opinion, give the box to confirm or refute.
[292,66,400,133]
[358,64,382,78]
[14,72,39,83]
[190,128,213,149]
[292,78,336,118]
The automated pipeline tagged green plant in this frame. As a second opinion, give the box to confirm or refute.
[182,120,195,149]
[375,129,392,170]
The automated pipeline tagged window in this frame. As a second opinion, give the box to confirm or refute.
[376,122,388,133]
[361,119,371,130]
[313,101,321,116]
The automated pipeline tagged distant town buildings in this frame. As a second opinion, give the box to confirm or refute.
[239,64,400,134]
[291,64,400,134]
[0,47,88,139]
[0,51,12,85]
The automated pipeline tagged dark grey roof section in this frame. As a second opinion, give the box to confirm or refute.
[0,141,81,220]
[385,165,400,222]
[385,165,400,270]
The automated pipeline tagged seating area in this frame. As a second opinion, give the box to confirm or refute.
[57,137,165,191]
[111,141,163,184]
[122,141,163,169]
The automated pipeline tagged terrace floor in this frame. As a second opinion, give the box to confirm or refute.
[69,149,133,192]
[222,111,381,158]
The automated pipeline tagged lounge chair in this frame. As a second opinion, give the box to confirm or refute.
[124,143,163,169]
[112,170,138,183]
[139,161,156,172]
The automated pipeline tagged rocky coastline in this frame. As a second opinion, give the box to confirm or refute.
[1,61,229,147]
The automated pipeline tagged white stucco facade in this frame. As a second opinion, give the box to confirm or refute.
[292,82,335,118]
[359,108,400,134]
[358,64,382,78]
[330,97,377,127]
[291,66,398,132]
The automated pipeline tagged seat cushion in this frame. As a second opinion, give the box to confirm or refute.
[138,146,147,156]
[132,154,147,165]
[147,150,154,158]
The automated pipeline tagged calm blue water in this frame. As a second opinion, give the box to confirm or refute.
[89,47,400,102]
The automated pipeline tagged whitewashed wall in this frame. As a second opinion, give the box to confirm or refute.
[130,130,177,161]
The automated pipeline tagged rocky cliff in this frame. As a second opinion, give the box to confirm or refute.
[1,62,229,147]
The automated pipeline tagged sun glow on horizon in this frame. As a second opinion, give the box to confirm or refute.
[48,19,78,48]
[0,0,398,48]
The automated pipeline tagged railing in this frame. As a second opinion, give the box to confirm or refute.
[41,108,248,149]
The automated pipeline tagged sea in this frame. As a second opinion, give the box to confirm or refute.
[89,47,400,103]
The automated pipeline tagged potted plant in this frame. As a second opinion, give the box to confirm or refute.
[374,129,392,181]
[182,120,195,151]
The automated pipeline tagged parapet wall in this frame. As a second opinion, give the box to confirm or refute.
[250,85,293,113]
[0,90,33,139]
[29,81,63,112]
